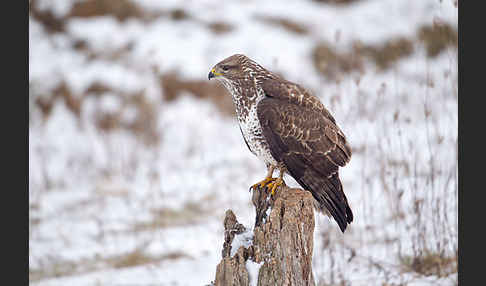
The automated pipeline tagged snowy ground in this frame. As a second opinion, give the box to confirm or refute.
[29,0,458,285]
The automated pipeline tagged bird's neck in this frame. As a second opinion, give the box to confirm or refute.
[222,77,265,122]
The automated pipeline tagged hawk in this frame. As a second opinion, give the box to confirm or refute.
[208,54,353,232]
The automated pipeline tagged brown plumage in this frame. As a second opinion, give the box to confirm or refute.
[209,54,353,232]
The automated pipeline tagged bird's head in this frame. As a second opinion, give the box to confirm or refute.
[208,54,261,82]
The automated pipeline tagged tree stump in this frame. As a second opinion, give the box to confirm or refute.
[214,185,316,286]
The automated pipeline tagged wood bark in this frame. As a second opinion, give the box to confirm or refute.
[213,185,316,286]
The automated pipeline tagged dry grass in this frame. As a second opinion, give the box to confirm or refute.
[125,93,160,146]
[160,72,235,116]
[254,15,309,35]
[31,80,160,146]
[354,37,414,70]
[131,194,218,232]
[29,0,199,35]
[30,248,191,282]
[312,23,458,80]
[399,251,457,277]
[312,36,415,80]
[30,259,79,282]
[313,24,457,284]
[207,21,234,35]
[107,249,190,269]
[68,0,152,22]
[312,41,364,81]
[33,0,234,37]
[29,0,159,34]
[74,40,135,62]
[33,82,82,120]
[418,23,458,58]
[29,0,65,33]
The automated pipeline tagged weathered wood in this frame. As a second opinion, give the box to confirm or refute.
[214,185,316,286]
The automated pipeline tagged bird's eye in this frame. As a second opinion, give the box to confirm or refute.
[221,65,230,71]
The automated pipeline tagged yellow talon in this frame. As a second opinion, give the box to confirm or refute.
[251,177,276,191]
[267,178,284,195]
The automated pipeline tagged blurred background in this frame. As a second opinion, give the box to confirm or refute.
[29,0,458,285]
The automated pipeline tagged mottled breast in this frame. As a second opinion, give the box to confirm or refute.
[238,101,279,167]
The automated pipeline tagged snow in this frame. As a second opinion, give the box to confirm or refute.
[246,260,264,286]
[29,0,457,285]
[230,228,254,258]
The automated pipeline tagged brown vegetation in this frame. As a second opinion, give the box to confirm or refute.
[208,21,235,35]
[132,194,217,232]
[254,15,309,35]
[312,42,364,81]
[31,80,160,146]
[399,251,457,277]
[34,82,82,120]
[418,23,458,58]
[160,72,235,116]
[29,0,65,33]
[30,247,190,282]
[354,37,414,70]
[312,21,458,80]
[69,0,151,21]
[29,0,159,34]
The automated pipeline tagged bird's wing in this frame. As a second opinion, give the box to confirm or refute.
[257,81,353,232]
[260,79,338,125]
[259,79,352,165]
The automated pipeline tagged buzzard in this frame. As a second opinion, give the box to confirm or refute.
[208,54,353,232]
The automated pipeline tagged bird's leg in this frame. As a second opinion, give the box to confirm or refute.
[267,165,286,195]
[250,165,277,192]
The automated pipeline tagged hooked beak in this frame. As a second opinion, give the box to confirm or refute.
[208,68,221,80]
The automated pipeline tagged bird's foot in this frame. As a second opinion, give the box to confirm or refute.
[267,178,284,196]
[250,177,277,192]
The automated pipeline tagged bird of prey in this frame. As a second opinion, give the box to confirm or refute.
[208,54,353,232]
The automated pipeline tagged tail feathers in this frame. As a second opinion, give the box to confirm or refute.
[296,170,353,233]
